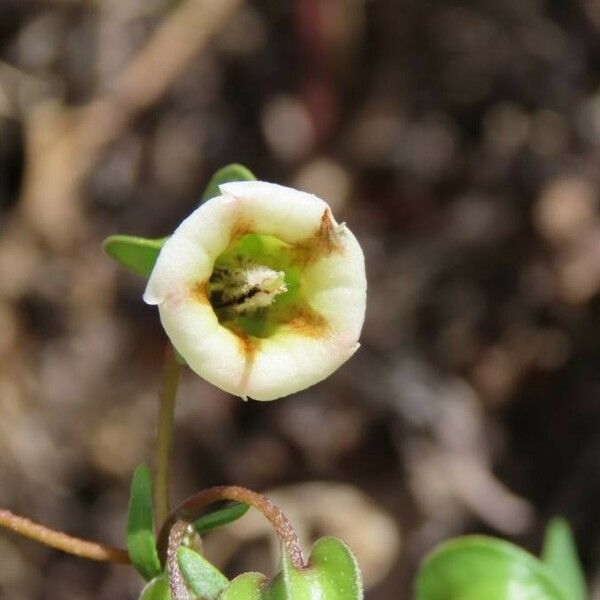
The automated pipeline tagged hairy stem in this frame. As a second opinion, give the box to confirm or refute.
[166,521,192,600]
[158,486,306,571]
[154,344,182,528]
[0,508,129,563]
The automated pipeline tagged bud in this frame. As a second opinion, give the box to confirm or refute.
[144,181,366,400]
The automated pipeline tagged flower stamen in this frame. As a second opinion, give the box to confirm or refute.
[210,265,287,313]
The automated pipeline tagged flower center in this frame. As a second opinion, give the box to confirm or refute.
[209,265,287,313]
[208,233,303,338]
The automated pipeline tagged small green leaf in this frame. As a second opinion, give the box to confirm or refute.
[415,536,570,600]
[139,576,170,600]
[177,546,229,599]
[103,235,166,277]
[308,537,362,599]
[216,537,362,600]
[127,465,162,581]
[103,164,256,278]
[260,571,288,600]
[262,537,363,600]
[201,163,257,202]
[173,347,188,366]
[220,573,267,600]
[194,503,249,535]
[542,517,587,600]
[277,549,309,599]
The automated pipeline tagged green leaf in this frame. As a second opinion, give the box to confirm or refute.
[415,536,570,600]
[272,549,308,600]
[220,573,267,600]
[261,537,362,600]
[194,503,249,535]
[139,576,170,600]
[542,517,587,600]
[307,537,362,599]
[173,346,188,366]
[201,163,257,202]
[215,537,362,600]
[103,235,166,277]
[103,163,255,278]
[177,546,229,599]
[127,465,162,581]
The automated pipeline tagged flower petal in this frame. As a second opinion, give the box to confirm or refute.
[157,295,248,397]
[144,195,239,305]
[244,334,360,401]
[219,181,328,243]
[302,227,366,337]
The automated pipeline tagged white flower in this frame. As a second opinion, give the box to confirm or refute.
[144,181,366,401]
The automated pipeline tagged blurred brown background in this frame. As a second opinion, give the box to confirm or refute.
[1,0,600,598]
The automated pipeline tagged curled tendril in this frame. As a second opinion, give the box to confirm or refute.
[159,485,306,598]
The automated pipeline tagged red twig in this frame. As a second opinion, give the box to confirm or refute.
[0,508,130,564]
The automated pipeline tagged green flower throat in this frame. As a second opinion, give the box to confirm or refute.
[208,233,304,339]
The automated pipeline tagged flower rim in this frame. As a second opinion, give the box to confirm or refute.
[144,181,366,401]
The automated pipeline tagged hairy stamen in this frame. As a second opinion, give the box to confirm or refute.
[210,265,287,313]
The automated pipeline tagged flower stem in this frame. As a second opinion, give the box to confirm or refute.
[158,486,306,570]
[154,344,182,528]
[0,508,129,563]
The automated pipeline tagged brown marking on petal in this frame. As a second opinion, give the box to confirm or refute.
[190,280,210,304]
[292,208,344,265]
[233,329,260,357]
[229,217,255,241]
[285,305,329,338]
[232,329,260,397]
[317,208,343,254]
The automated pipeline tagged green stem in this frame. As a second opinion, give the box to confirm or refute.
[154,345,182,529]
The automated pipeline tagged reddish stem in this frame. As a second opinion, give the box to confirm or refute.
[0,507,129,564]
[167,520,191,600]
[158,485,306,570]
